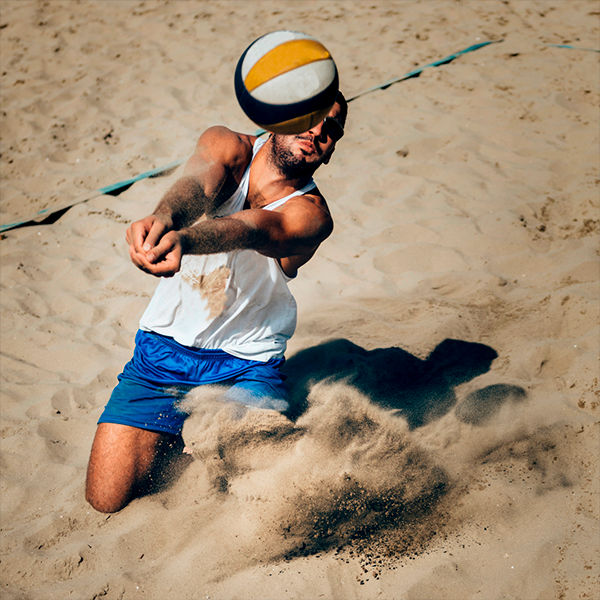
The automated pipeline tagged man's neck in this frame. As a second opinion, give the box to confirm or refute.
[246,140,314,209]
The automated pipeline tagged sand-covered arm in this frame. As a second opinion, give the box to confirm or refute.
[135,192,333,278]
[126,127,253,275]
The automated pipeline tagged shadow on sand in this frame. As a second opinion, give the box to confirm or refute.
[282,338,527,427]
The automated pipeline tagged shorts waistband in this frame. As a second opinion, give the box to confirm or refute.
[144,331,235,361]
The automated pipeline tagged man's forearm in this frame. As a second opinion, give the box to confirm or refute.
[179,217,266,256]
[153,176,213,229]
[139,201,327,276]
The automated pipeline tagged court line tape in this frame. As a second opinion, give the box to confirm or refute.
[2,39,597,233]
[547,43,600,53]
[347,39,503,101]
[0,160,184,233]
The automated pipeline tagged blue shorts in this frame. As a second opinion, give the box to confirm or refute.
[98,330,289,435]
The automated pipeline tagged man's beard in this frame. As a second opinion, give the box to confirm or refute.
[268,134,324,179]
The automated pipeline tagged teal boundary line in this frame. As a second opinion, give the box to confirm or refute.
[97,159,184,194]
[0,159,184,233]
[547,43,600,53]
[2,39,598,234]
[346,39,503,101]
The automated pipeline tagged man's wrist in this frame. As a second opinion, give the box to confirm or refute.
[152,211,175,230]
[177,228,191,255]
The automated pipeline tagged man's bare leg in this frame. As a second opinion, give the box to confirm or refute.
[85,423,181,513]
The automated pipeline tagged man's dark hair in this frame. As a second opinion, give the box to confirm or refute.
[335,91,348,128]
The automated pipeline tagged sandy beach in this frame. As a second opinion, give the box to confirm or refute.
[1,1,598,599]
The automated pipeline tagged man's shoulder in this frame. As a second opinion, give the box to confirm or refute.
[201,125,256,145]
[184,126,258,184]
[278,186,333,230]
[287,184,329,212]
[197,126,256,167]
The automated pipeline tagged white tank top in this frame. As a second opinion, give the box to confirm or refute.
[139,137,316,361]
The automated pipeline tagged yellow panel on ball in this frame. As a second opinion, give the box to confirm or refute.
[244,39,332,93]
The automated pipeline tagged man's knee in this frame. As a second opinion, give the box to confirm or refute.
[85,443,135,513]
[85,423,185,513]
[85,482,130,514]
[85,423,156,513]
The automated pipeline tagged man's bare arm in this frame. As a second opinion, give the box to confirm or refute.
[127,127,253,272]
[134,195,333,277]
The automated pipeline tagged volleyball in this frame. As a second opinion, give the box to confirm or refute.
[235,30,339,135]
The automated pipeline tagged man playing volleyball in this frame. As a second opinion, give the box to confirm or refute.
[85,92,347,513]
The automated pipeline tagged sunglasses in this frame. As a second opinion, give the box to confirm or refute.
[322,116,344,142]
